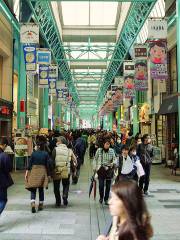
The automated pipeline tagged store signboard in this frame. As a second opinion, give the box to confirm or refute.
[37,49,51,65]
[123,61,135,99]
[14,137,28,157]
[39,65,49,88]
[148,19,167,39]
[134,44,148,58]
[23,44,37,73]
[149,40,168,80]
[20,24,39,44]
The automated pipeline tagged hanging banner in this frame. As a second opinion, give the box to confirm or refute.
[37,49,51,65]
[112,87,123,108]
[49,64,58,79]
[48,79,57,95]
[123,61,135,99]
[148,19,167,39]
[134,60,148,91]
[39,65,49,88]
[23,44,37,73]
[149,40,168,80]
[20,24,39,44]
[114,76,124,87]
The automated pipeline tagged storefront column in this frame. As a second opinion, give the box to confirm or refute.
[133,94,139,135]
[39,88,48,128]
[108,112,113,131]
[55,102,61,131]
[117,107,121,134]
[17,44,26,129]
[177,0,180,165]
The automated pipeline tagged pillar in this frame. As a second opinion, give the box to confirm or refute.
[55,101,61,131]
[177,0,180,165]
[17,44,27,129]
[117,107,121,134]
[108,112,113,131]
[133,93,139,135]
[39,88,48,128]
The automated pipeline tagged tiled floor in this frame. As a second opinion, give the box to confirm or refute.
[1,156,180,239]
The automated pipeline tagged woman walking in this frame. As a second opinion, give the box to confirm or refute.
[97,180,153,240]
[25,136,50,213]
[93,138,116,205]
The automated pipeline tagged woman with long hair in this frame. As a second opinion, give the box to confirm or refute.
[25,136,50,213]
[97,180,153,240]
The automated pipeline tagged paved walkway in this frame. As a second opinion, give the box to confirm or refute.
[1,154,180,240]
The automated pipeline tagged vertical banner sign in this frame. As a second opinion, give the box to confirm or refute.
[123,61,135,99]
[20,24,39,44]
[48,79,57,95]
[48,65,58,95]
[148,19,167,40]
[37,49,51,65]
[23,44,37,73]
[149,40,168,80]
[134,44,148,91]
[111,85,123,108]
[39,65,49,88]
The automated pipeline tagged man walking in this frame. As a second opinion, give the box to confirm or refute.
[137,134,154,195]
[0,138,14,215]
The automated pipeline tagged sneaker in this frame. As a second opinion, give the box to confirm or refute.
[99,199,103,204]
[63,198,68,206]
[31,202,36,213]
[38,203,44,211]
[144,191,149,196]
[104,201,109,206]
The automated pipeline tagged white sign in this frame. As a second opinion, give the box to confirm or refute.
[20,24,39,44]
[148,19,167,39]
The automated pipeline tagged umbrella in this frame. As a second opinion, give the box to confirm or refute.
[89,174,97,200]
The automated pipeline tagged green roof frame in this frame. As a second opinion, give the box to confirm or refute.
[27,0,79,104]
[97,0,156,105]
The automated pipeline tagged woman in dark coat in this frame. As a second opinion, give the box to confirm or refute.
[0,138,14,215]
[25,136,50,213]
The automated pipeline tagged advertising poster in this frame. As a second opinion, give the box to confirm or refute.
[39,65,49,88]
[23,44,36,73]
[37,49,51,65]
[123,61,135,99]
[134,60,148,91]
[112,87,123,108]
[15,137,28,157]
[149,40,168,80]
[20,24,39,44]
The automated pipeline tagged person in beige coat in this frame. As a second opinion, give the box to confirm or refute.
[52,136,77,207]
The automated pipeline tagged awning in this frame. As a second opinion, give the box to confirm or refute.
[158,95,178,115]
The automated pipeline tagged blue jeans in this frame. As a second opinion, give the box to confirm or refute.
[0,201,7,214]
[0,188,7,215]
[31,188,44,202]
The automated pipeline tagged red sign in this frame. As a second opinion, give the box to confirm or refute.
[0,106,10,115]
[20,100,25,112]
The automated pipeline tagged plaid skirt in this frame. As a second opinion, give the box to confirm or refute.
[25,165,48,191]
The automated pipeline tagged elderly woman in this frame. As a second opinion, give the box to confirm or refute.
[93,138,116,205]
[25,136,50,213]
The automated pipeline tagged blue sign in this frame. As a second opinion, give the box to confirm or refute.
[39,65,49,88]
[37,49,51,65]
[23,44,36,73]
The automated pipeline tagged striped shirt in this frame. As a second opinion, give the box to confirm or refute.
[93,148,116,171]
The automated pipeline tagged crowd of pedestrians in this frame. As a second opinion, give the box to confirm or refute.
[0,128,154,239]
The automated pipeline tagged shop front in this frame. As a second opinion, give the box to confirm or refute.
[0,98,13,141]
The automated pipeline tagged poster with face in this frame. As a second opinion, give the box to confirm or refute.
[134,60,148,91]
[123,61,135,99]
[112,87,123,108]
[149,40,168,80]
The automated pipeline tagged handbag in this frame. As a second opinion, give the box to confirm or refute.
[97,149,114,179]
